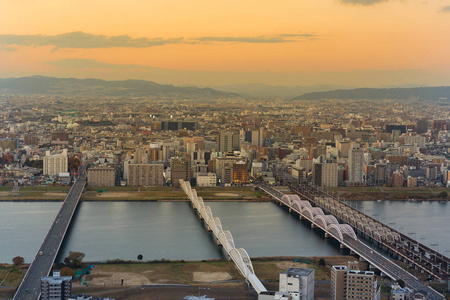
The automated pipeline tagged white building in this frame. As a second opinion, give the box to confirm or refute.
[259,268,314,300]
[279,268,314,300]
[43,149,68,176]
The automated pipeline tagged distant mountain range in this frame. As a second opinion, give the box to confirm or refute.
[292,86,450,101]
[0,76,237,98]
[209,83,354,98]
[1,76,448,101]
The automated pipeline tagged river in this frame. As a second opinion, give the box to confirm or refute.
[0,200,448,264]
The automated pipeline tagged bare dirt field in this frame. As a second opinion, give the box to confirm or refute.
[214,193,240,197]
[193,271,232,282]
[96,192,136,198]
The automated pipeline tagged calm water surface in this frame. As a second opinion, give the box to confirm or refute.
[0,200,448,263]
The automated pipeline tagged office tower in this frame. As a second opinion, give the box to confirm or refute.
[218,131,240,152]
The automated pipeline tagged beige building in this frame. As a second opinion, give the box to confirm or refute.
[170,155,191,187]
[128,164,164,187]
[313,162,338,187]
[331,264,380,300]
[218,131,240,152]
[43,149,68,176]
[88,167,116,187]
[196,173,217,187]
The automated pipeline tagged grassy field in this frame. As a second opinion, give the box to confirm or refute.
[328,186,449,201]
[0,265,26,287]
[0,186,267,201]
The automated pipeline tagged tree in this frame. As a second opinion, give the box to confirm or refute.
[60,267,75,277]
[64,251,85,268]
[438,191,448,199]
[137,254,143,261]
[318,258,326,266]
[396,279,405,288]
[12,256,24,266]
[69,156,80,172]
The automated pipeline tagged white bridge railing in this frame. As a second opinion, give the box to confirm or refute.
[180,180,267,294]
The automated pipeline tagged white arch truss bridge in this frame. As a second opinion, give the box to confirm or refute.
[180,180,266,294]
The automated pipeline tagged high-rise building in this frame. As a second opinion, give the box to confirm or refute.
[170,155,191,186]
[331,265,380,300]
[348,148,364,184]
[43,149,68,176]
[88,167,116,187]
[233,161,249,184]
[313,162,338,187]
[218,131,240,152]
[0,138,19,150]
[128,163,164,186]
[41,271,72,300]
[336,141,352,158]
[392,171,404,187]
[331,266,347,300]
[24,135,39,145]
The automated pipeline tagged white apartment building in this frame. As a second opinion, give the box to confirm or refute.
[43,149,68,176]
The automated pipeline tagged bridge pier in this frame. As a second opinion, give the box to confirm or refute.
[311,223,317,229]
[340,244,347,249]
[325,233,329,238]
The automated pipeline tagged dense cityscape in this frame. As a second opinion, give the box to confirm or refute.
[0,91,449,299]
[2,0,450,299]
[0,95,448,190]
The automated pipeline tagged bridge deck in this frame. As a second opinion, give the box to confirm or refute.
[13,166,87,300]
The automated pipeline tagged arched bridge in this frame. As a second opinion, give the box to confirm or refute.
[180,180,266,294]
[259,184,445,300]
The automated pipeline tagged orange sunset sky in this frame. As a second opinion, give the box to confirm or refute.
[1,0,449,87]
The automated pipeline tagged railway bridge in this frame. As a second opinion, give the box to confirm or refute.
[258,184,445,300]
[291,184,450,281]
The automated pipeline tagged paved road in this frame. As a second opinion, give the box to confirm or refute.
[13,165,88,300]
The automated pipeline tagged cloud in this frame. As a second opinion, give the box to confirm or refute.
[46,58,157,70]
[0,31,318,51]
[196,34,317,44]
[439,6,450,12]
[0,32,183,51]
[339,0,388,5]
